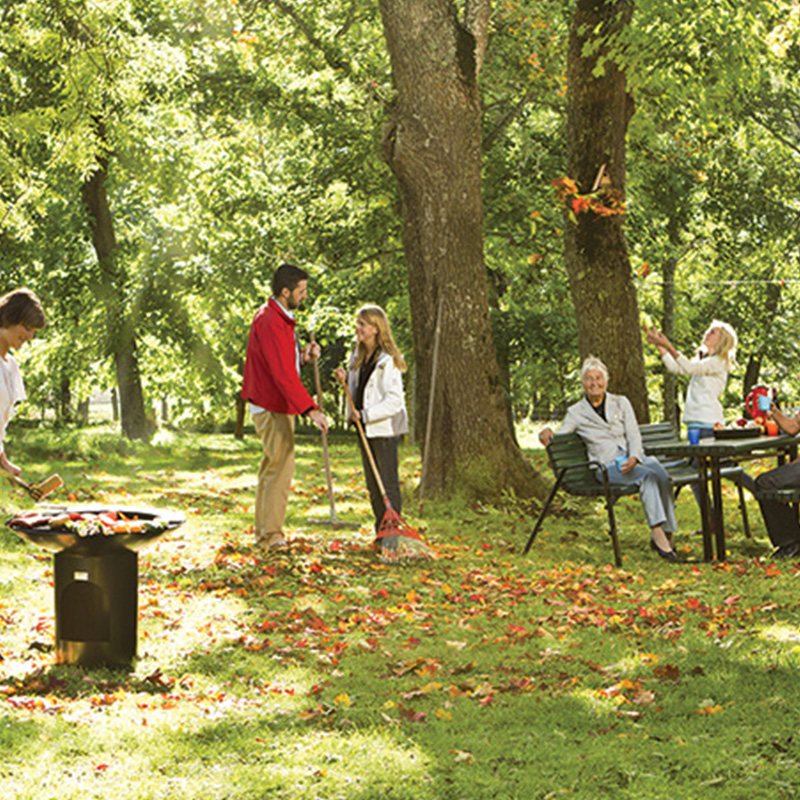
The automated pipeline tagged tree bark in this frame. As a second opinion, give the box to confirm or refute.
[58,375,72,423]
[378,0,546,501]
[563,0,648,419]
[81,129,149,441]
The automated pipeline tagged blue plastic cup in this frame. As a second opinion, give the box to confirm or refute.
[615,455,627,471]
[687,427,701,445]
[758,394,771,412]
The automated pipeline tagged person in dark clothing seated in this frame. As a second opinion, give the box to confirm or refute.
[747,403,800,559]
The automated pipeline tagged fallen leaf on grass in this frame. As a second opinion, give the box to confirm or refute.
[450,750,474,763]
[401,682,442,700]
[653,663,681,682]
[696,704,724,715]
[333,693,352,708]
[398,704,426,723]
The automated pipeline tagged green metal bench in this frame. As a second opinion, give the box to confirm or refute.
[523,422,750,566]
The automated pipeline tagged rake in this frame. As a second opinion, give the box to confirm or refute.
[337,374,435,563]
[305,332,359,530]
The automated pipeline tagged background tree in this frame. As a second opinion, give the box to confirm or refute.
[560,0,648,416]
[378,0,547,500]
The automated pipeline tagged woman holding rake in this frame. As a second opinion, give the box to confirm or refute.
[334,305,408,543]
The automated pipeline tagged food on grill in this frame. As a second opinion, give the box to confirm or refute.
[6,508,168,537]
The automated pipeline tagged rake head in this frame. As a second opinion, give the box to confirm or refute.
[376,504,436,564]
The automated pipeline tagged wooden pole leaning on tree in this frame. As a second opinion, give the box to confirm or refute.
[306,331,358,529]
[418,295,443,511]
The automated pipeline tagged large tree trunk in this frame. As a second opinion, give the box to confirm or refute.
[563,0,648,419]
[81,133,149,441]
[378,0,546,501]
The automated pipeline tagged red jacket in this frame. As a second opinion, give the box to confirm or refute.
[241,298,316,415]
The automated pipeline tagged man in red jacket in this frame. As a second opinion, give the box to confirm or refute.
[242,264,329,548]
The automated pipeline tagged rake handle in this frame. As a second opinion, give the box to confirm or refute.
[310,331,337,518]
[337,373,390,502]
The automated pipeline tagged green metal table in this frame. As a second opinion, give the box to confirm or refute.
[644,433,800,561]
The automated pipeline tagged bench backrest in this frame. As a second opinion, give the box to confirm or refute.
[546,432,602,494]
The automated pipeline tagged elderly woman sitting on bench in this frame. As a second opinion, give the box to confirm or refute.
[539,356,680,563]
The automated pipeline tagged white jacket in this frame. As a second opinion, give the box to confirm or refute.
[661,352,728,426]
[346,350,409,438]
[0,354,25,456]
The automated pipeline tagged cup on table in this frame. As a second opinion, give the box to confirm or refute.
[614,455,627,471]
[766,420,779,437]
[687,427,701,445]
[758,394,772,412]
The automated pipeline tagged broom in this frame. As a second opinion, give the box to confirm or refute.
[305,331,359,529]
[338,374,435,563]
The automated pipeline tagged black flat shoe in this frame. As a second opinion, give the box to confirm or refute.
[650,538,679,562]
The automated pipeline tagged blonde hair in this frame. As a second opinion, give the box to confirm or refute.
[352,305,406,371]
[702,320,737,370]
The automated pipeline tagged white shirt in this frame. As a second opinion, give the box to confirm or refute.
[0,354,26,455]
[661,352,728,426]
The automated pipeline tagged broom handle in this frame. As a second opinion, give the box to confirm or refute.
[419,295,443,504]
[310,332,337,518]
[337,374,390,501]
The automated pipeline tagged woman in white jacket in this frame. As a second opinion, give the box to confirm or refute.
[643,319,737,434]
[335,305,408,533]
[643,319,738,519]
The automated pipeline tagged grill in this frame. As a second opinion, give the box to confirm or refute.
[7,504,185,668]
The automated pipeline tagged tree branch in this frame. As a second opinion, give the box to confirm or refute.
[746,108,800,158]
[269,0,352,75]
[482,89,536,151]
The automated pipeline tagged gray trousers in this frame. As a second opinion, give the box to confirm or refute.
[753,459,800,547]
[602,454,678,533]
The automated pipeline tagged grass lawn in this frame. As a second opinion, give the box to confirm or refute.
[1,424,800,799]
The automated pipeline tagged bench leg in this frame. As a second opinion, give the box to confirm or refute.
[599,473,623,568]
[523,471,565,555]
[604,498,623,568]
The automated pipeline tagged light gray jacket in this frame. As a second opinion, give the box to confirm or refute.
[346,350,409,438]
[557,393,644,466]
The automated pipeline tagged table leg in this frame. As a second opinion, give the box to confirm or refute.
[696,457,713,562]
[710,457,726,561]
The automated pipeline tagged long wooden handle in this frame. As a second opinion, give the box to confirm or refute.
[310,331,336,517]
[419,295,443,504]
[338,374,389,501]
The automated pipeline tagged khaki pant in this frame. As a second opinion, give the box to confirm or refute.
[252,410,295,545]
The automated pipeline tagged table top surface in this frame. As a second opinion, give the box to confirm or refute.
[645,433,800,458]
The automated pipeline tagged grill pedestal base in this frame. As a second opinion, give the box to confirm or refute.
[54,548,138,668]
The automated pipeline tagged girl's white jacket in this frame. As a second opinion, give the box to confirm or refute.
[346,350,409,438]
